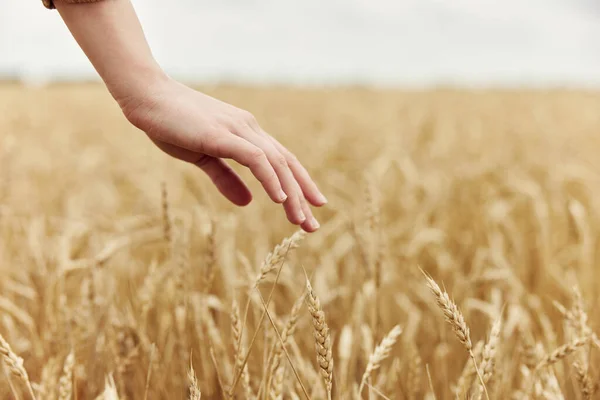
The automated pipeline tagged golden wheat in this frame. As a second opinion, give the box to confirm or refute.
[306,277,333,400]
[58,351,75,400]
[0,333,36,399]
[2,84,600,399]
[358,324,402,395]
[187,361,202,400]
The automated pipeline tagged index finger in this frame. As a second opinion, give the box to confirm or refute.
[268,135,328,207]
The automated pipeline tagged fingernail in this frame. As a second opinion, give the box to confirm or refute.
[309,217,320,230]
[316,193,328,204]
[297,210,306,222]
[278,190,287,202]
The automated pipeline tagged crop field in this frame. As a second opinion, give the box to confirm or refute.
[1,83,600,399]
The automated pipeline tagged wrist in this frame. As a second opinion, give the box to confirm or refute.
[105,63,169,106]
[108,65,175,130]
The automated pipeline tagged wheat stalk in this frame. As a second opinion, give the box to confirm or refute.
[230,239,290,396]
[161,181,172,244]
[267,291,305,398]
[204,218,217,291]
[358,324,402,395]
[365,180,383,338]
[454,341,484,399]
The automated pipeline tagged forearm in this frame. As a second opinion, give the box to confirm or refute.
[55,0,168,103]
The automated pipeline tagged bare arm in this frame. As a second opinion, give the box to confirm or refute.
[56,0,161,101]
[54,0,326,232]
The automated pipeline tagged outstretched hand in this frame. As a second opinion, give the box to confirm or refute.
[53,0,325,231]
[119,77,327,232]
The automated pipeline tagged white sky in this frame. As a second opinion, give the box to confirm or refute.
[1,0,600,86]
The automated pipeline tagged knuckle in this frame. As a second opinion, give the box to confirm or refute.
[194,155,211,168]
[236,110,255,124]
[248,148,266,164]
[285,151,299,164]
[242,110,257,123]
[273,153,288,168]
[194,130,219,154]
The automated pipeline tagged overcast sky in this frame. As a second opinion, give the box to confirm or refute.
[2,0,600,87]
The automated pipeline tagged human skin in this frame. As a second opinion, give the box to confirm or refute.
[54,0,327,232]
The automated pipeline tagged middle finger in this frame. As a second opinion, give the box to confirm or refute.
[234,125,316,228]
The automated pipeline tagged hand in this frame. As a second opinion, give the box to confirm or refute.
[117,76,327,232]
[53,0,325,231]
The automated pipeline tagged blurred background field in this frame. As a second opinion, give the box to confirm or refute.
[3,1,600,399]
[3,84,600,398]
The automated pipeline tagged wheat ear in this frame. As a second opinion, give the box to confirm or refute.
[204,218,217,291]
[522,337,590,397]
[407,343,423,400]
[230,238,290,395]
[422,271,489,400]
[536,337,589,370]
[573,361,593,400]
[58,351,75,400]
[254,231,306,287]
[267,291,306,398]
[0,333,36,400]
[473,317,501,399]
[188,359,202,400]
[230,299,252,399]
[358,324,402,395]
[306,277,333,400]
[161,181,172,244]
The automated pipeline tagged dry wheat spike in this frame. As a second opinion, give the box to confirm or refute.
[358,324,402,395]
[407,343,423,400]
[536,337,589,370]
[422,271,489,400]
[268,291,306,398]
[474,317,502,399]
[306,277,333,400]
[573,361,594,400]
[0,333,36,400]
[160,181,172,244]
[230,299,252,399]
[58,351,75,400]
[188,361,202,400]
[254,230,306,287]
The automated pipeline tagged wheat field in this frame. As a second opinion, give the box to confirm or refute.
[1,83,600,399]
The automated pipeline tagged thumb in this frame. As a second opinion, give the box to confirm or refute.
[151,139,252,206]
[195,156,253,207]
